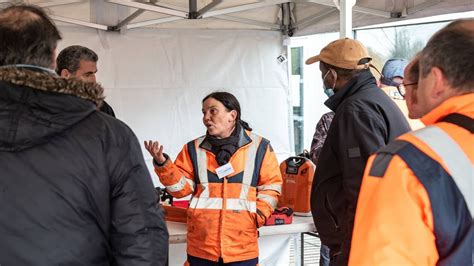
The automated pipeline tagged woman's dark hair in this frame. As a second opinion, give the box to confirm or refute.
[203,92,252,131]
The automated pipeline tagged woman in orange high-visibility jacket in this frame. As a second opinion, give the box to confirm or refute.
[145,92,283,265]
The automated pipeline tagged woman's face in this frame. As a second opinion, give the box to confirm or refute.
[202,97,237,139]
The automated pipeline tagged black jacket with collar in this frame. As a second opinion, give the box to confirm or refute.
[0,67,168,266]
[310,70,411,264]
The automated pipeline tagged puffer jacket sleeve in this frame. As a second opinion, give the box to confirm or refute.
[310,112,334,165]
[107,124,169,266]
[154,144,195,198]
[256,142,283,227]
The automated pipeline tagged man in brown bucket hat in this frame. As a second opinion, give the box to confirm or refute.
[307,38,411,266]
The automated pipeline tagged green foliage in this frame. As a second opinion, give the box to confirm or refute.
[389,28,424,60]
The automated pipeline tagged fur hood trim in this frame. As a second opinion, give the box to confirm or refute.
[0,67,104,106]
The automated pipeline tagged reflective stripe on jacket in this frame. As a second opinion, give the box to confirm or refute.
[350,93,474,266]
[155,127,282,263]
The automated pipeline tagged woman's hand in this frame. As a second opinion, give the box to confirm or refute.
[144,140,166,164]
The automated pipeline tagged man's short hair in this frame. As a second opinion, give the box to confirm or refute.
[56,45,98,74]
[0,5,61,68]
[419,19,474,92]
[408,59,420,82]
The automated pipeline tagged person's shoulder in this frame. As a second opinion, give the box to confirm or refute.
[247,131,264,140]
[244,131,270,149]
[190,134,206,143]
[367,137,413,177]
[258,135,272,149]
[89,111,137,140]
[321,112,335,119]
[342,86,399,116]
[319,112,335,124]
[185,134,207,150]
[99,101,116,117]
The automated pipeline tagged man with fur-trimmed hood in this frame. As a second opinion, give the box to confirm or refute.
[0,5,168,265]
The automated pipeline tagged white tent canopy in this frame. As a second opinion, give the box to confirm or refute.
[1,0,471,182]
[1,0,472,36]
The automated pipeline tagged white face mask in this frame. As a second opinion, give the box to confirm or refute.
[322,69,337,98]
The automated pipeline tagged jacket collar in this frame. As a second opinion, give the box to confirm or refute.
[421,93,474,126]
[0,66,104,106]
[324,70,377,112]
[199,125,252,151]
[0,64,58,76]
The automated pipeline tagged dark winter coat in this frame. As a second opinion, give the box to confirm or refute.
[310,70,411,265]
[0,67,168,266]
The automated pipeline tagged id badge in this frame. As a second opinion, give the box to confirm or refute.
[215,162,235,179]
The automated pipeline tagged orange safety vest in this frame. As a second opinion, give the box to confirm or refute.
[155,128,282,263]
[350,94,474,266]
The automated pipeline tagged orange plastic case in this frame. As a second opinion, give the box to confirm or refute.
[265,207,294,226]
[279,156,315,216]
[162,205,187,223]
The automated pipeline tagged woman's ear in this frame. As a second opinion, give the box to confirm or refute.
[229,110,238,122]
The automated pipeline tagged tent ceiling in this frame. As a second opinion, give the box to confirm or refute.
[1,0,472,36]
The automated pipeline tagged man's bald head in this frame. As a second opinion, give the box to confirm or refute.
[0,5,61,68]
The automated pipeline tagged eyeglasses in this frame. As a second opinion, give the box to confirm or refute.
[396,82,418,99]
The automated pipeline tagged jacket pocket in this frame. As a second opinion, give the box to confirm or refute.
[255,209,265,228]
[254,212,259,229]
[324,193,340,231]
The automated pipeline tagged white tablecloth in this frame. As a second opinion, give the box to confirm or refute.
[167,216,315,266]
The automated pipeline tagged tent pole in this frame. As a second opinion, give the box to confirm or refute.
[339,0,354,38]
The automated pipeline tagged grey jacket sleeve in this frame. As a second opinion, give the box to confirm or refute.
[310,112,335,166]
[108,127,169,266]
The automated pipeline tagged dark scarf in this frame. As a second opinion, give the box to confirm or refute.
[206,122,241,166]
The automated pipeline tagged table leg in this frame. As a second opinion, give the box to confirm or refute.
[301,232,304,266]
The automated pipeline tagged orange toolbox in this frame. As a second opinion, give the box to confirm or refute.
[279,156,315,216]
[157,187,188,223]
[161,205,187,223]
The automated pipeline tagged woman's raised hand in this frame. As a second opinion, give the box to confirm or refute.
[144,140,166,164]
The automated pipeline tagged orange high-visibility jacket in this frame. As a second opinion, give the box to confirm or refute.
[350,94,473,266]
[155,128,282,263]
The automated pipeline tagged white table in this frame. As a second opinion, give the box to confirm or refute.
[167,216,316,265]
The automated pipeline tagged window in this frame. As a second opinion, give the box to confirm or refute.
[355,21,449,69]
[291,46,304,154]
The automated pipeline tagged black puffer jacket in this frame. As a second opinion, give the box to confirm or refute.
[310,70,411,265]
[0,67,168,266]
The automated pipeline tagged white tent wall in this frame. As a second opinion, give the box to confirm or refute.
[56,26,292,185]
